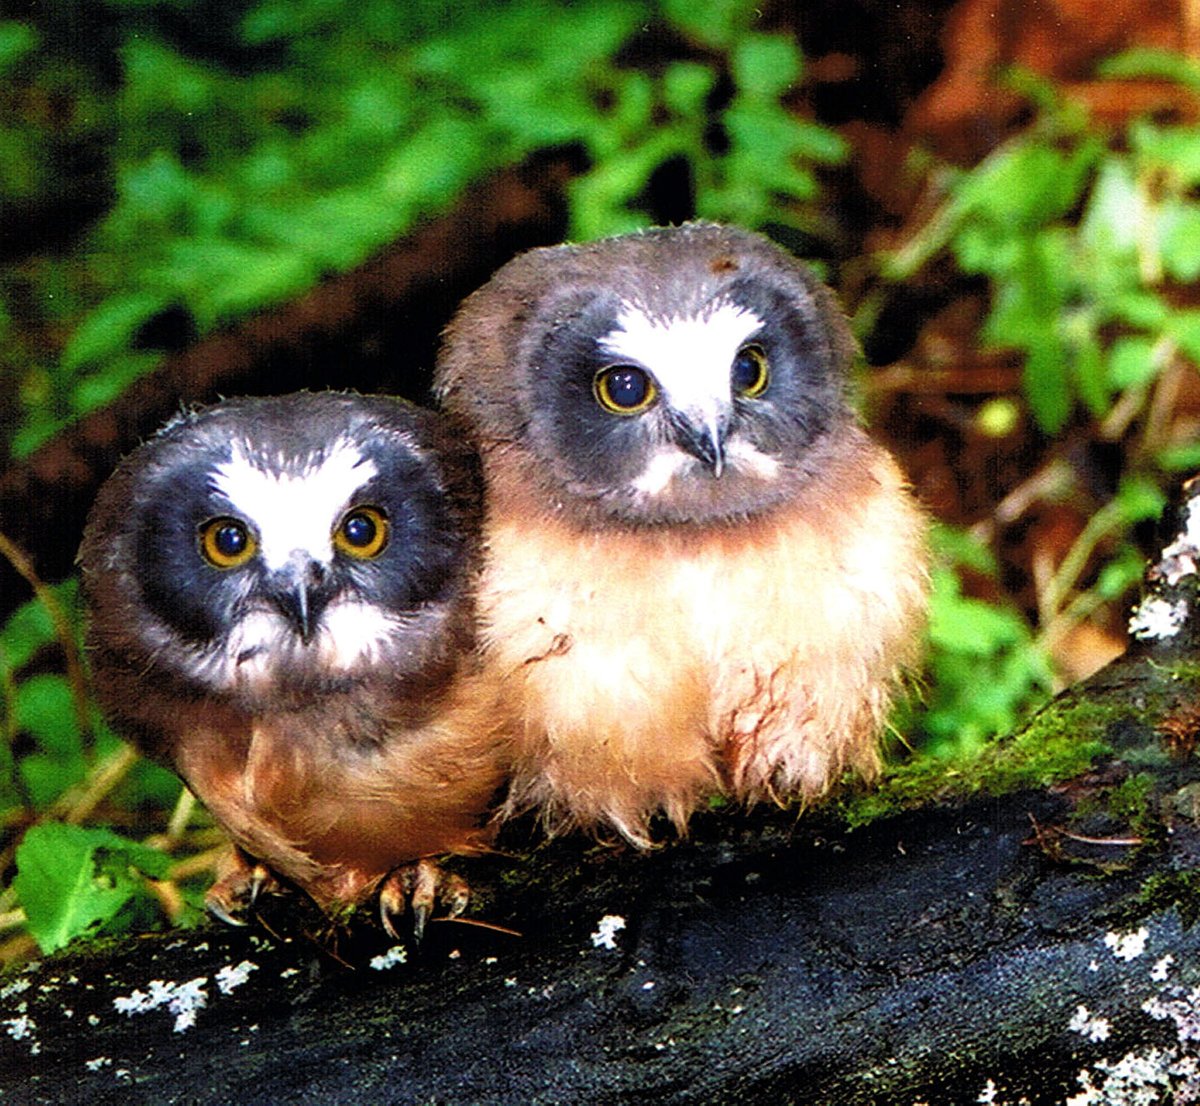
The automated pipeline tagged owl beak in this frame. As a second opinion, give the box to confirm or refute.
[268,556,333,644]
[672,410,728,478]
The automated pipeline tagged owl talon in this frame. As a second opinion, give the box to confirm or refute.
[379,859,470,942]
[206,849,280,926]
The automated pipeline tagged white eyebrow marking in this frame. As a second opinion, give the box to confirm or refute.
[210,437,377,571]
[599,301,764,425]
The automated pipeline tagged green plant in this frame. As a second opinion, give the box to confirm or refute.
[3,0,844,460]
[888,59,1200,449]
[881,55,1198,749]
[0,562,193,954]
[898,526,1056,759]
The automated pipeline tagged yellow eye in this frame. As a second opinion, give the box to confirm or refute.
[732,343,769,398]
[594,365,658,415]
[334,506,389,559]
[199,517,256,569]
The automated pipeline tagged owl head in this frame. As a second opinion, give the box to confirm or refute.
[435,223,858,527]
[79,392,480,711]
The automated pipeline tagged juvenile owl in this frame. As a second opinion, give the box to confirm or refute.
[435,223,929,846]
[79,392,503,934]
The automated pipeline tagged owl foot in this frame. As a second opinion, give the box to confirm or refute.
[378,859,470,942]
[205,847,281,927]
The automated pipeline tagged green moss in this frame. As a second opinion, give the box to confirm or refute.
[1139,869,1200,927]
[839,695,1116,830]
[1104,772,1158,829]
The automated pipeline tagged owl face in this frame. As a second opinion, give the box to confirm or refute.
[81,393,478,707]
[438,224,856,527]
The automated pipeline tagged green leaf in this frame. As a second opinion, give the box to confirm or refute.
[1079,155,1142,262]
[661,0,755,48]
[927,568,1026,655]
[19,752,87,810]
[1161,205,1200,282]
[0,595,57,674]
[1157,441,1200,472]
[1069,330,1109,419]
[1022,335,1072,434]
[930,523,1000,576]
[14,674,80,757]
[1098,47,1200,93]
[59,292,170,374]
[1109,290,1169,330]
[1106,335,1159,389]
[1167,309,1200,364]
[662,62,716,117]
[957,141,1094,229]
[14,823,170,953]
[1113,476,1167,525]
[0,21,36,73]
[1130,119,1200,188]
[731,34,802,99]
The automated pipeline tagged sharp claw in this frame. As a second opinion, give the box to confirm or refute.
[248,863,272,906]
[411,902,431,943]
[377,859,472,942]
[206,848,281,927]
[206,896,249,928]
[379,883,405,941]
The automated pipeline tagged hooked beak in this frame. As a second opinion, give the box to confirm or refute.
[266,555,334,644]
[671,410,728,478]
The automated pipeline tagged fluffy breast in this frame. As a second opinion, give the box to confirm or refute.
[171,675,506,909]
[480,426,929,843]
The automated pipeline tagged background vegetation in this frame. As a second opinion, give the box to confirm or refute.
[2,0,1198,960]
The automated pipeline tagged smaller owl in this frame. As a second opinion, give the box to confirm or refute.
[79,392,503,935]
[437,223,929,846]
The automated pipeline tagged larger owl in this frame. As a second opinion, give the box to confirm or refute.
[79,392,503,934]
[436,223,929,846]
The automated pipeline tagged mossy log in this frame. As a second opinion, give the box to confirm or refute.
[6,522,1200,1104]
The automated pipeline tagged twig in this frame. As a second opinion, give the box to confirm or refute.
[0,528,91,747]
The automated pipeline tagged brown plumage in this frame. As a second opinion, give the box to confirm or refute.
[79,392,505,932]
[436,223,929,846]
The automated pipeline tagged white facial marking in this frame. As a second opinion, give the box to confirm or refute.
[631,448,691,496]
[725,438,781,480]
[191,598,403,693]
[599,301,764,432]
[211,437,377,571]
[316,601,405,670]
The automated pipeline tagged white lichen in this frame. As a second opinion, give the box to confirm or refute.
[4,1014,36,1041]
[215,960,258,995]
[1129,596,1187,641]
[1152,956,1176,983]
[1105,927,1150,961]
[1156,496,1200,585]
[1144,986,1200,1043]
[368,945,408,971]
[591,914,627,950]
[1069,1005,1112,1044]
[112,977,209,1033]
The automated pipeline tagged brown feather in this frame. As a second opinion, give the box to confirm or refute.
[78,392,506,915]
[479,423,927,844]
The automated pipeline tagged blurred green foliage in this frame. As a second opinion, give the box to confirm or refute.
[1,0,842,459]
[889,56,1200,452]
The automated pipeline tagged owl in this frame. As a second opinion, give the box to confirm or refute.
[79,392,504,935]
[435,223,929,846]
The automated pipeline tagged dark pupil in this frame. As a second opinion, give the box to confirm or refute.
[343,513,376,547]
[214,524,246,558]
[732,348,762,392]
[605,368,648,409]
